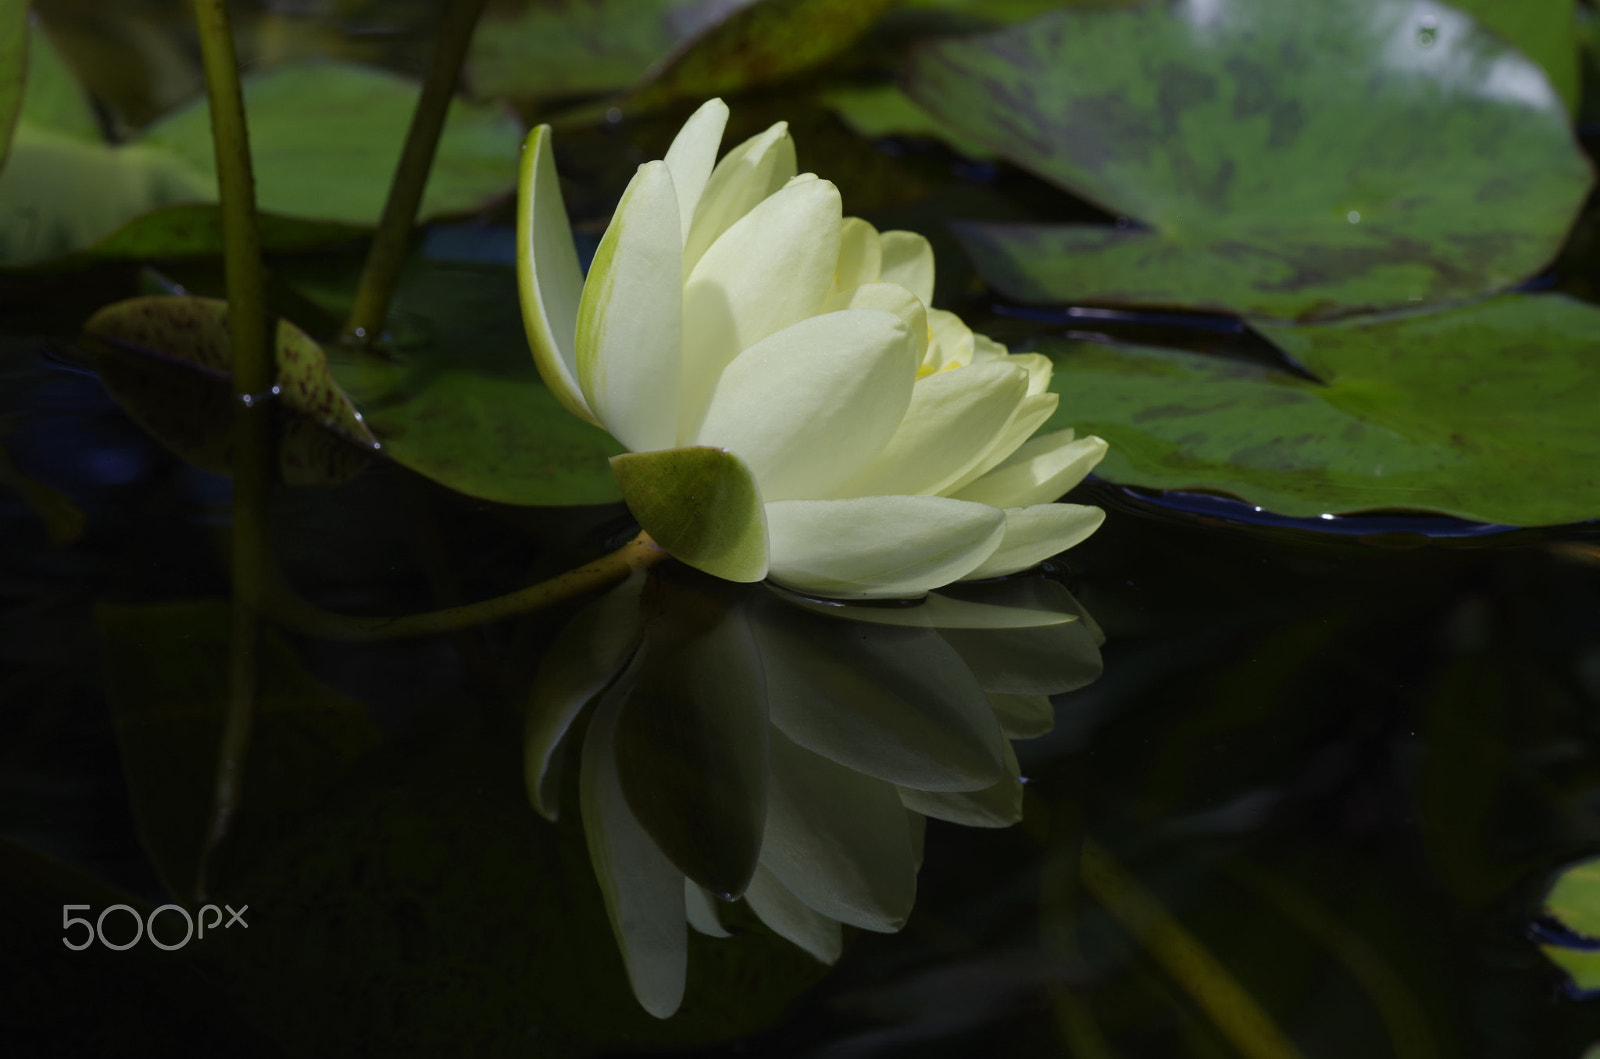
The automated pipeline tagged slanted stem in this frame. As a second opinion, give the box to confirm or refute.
[265,531,669,641]
[340,0,489,345]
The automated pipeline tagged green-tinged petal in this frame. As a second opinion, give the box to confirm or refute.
[766,583,1078,629]
[662,98,729,241]
[899,738,1022,829]
[612,574,768,900]
[972,333,1009,360]
[752,592,1006,792]
[745,864,843,964]
[943,391,1059,496]
[953,431,1107,508]
[878,229,935,305]
[693,309,915,501]
[612,447,768,582]
[685,881,731,937]
[683,120,797,270]
[516,124,597,425]
[765,495,1006,600]
[989,692,1055,740]
[577,160,683,450]
[942,604,1104,697]
[580,689,688,1019]
[924,309,974,372]
[841,361,1029,498]
[822,282,929,359]
[1008,352,1052,395]
[964,503,1105,580]
[835,216,882,290]
[524,573,646,821]
[760,729,917,932]
[680,176,842,438]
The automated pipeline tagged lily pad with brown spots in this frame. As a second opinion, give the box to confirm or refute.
[904,0,1593,321]
[1037,293,1600,526]
[83,296,378,486]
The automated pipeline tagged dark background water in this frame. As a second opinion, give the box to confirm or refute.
[5,1,1600,1056]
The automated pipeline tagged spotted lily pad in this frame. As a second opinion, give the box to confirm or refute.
[84,296,378,485]
[904,0,1593,320]
[1037,293,1600,526]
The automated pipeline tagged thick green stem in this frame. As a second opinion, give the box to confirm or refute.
[340,0,489,345]
[265,531,669,641]
[193,0,271,902]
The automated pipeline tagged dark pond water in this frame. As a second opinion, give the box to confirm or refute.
[6,2,1600,1057]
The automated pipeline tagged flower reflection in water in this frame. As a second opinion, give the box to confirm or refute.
[525,562,1103,1016]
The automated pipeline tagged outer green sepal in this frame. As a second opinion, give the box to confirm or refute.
[611,446,768,583]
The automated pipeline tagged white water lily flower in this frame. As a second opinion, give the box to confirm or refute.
[526,568,1103,1017]
[519,98,1108,599]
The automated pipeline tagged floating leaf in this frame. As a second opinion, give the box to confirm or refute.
[1452,0,1578,113]
[817,84,995,159]
[320,258,625,506]
[0,0,29,165]
[468,0,754,101]
[1540,855,1600,993]
[0,59,522,266]
[626,0,898,113]
[904,0,1592,320]
[84,295,378,485]
[1038,294,1600,526]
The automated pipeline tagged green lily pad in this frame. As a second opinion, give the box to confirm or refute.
[0,0,28,165]
[0,58,522,267]
[903,0,1593,320]
[624,0,898,113]
[84,295,378,486]
[1036,293,1600,526]
[817,84,996,159]
[1540,855,1600,992]
[467,0,752,101]
[611,447,767,581]
[319,258,625,506]
[1452,0,1578,113]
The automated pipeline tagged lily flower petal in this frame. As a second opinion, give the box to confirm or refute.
[834,216,882,291]
[877,230,935,305]
[745,865,843,964]
[662,98,729,242]
[987,692,1055,739]
[765,495,1005,599]
[840,361,1030,498]
[580,686,688,1019]
[952,431,1110,509]
[944,391,1060,496]
[898,739,1023,829]
[680,177,843,438]
[683,120,796,270]
[577,160,684,452]
[685,881,732,937]
[694,309,917,501]
[516,124,596,424]
[760,730,917,932]
[962,503,1107,581]
[821,282,929,359]
[753,593,1007,791]
[524,573,645,821]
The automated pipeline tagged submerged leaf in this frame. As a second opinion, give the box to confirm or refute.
[904,0,1592,319]
[1038,294,1600,525]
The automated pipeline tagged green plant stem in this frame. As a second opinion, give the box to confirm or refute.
[340,0,489,345]
[1079,839,1307,1059]
[265,531,669,641]
[193,0,271,902]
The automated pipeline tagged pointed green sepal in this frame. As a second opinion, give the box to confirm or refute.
[611,446,768,583]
